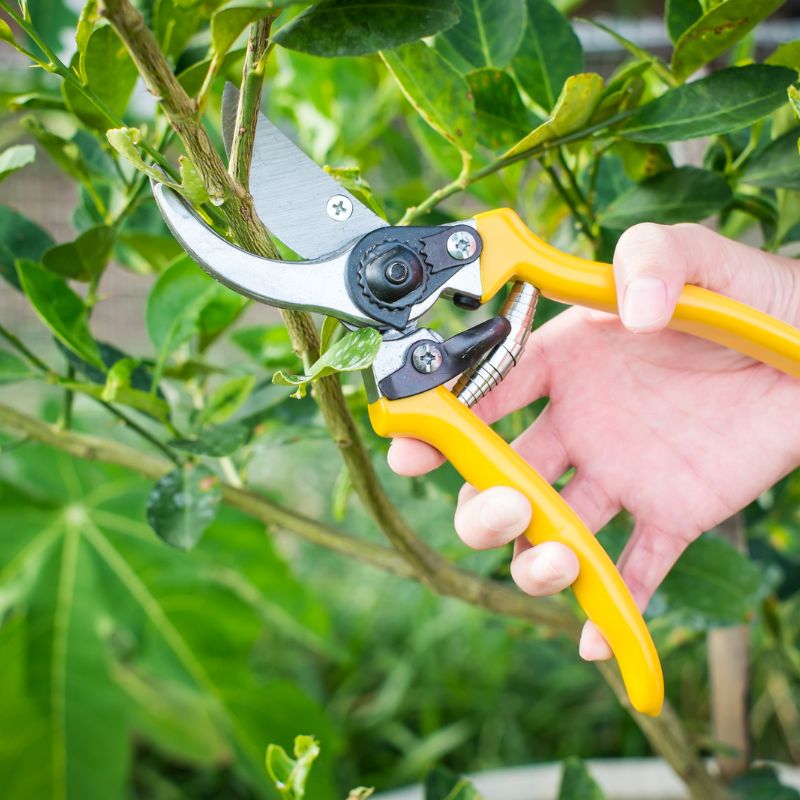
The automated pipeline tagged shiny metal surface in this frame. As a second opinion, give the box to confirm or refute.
[222,85,388,259]
[152,182,374,326]
[454,282,539,407]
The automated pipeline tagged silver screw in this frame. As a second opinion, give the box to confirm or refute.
[411,343,443,374]
[326,194,353,222]
[447,230,477,260]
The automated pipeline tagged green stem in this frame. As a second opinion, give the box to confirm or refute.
[558,149,596,233]
[397,110,635,225]
[227,16,277,187]
[59,365,75,430]
[544,163,594,241]
[0,322,52,373]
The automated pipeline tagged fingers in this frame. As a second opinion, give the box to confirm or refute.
[578,522,695,661]
[511,542,580,597]
[454,485,531,549]
[613,223,692,333]
[387,438,444,476]
[614,222,800,332]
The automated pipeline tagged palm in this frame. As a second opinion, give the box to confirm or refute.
[490,306,800,605]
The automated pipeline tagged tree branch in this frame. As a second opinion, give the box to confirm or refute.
[0,401,569,628]
[228,16,276,187]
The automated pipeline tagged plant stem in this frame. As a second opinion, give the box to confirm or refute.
[0,322,52,373]
[227,16,276,187]
[397,110,635,225]
[544,163,594,241]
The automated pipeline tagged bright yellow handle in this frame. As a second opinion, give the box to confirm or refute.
[369,387,664,716]
[476,208,800,378]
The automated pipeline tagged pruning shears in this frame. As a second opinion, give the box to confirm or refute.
[153,87,800,717]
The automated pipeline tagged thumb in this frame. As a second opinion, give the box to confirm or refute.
[613,222,693,333]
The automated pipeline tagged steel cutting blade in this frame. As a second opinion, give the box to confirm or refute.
[222,84,387,259]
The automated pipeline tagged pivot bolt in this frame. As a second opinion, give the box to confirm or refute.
[447,230,477,260]
[412,343,443,374]
[385,261,409,284]
[326,194,353,221]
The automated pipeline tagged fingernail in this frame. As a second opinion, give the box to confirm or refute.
[478,491,528,533]
[621,276,668,332]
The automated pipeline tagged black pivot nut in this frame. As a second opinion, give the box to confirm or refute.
[364,244,424,304]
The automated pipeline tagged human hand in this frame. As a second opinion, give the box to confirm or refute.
[388,223,800,660]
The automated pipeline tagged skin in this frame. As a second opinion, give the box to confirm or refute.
[388,222,800,660]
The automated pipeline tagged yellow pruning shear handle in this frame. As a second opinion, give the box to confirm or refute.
[476,208,800,378]
[369,388,664,716]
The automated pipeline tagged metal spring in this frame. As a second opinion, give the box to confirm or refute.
[454,281,538,408]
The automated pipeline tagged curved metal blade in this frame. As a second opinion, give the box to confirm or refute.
[151,180,373,327]
[222,84,387,259]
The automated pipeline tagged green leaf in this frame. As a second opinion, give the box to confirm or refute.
[467,68,533,150]
[178,155,211,206]
[347,790,375,800]
[42,225,114,282]
[146,256,226,380]
[230,324,297,369]
[170,423,252,457]
[766,40,800,71]
[671,0,785,82]
[22,117,97,188]
[115,231,184,274]
[177,47,246,95]
[106,127,150,173]
[381,41,476,156]
[740,129,800,189]
[0,205,54,290]
[436,0,526,71]
[511,0,583,111]
[424,767,484,800]
[732,767,800,800]
[265,735,321,799]
[0,18,19,49]
[0,145,35,183]
[63,25,138,129]
[0,350,34,385]
[61,378,171,422]
[16,259,103,369]
[503,72,603,158]
[201,374,256,426]
[597,167,732,229]
[75,0,99,75]
[273,327,382,399]
[273,0,460,57]
[0,448,338,797]
[621,65,796,143]
[146,464,222,550]
[211,0,277,56]
[96,357,170,421]
[790,85,800,123]
[557,757,606,800]
[319,316,342,355]
[665,0,702,44]
[652,532,770,628]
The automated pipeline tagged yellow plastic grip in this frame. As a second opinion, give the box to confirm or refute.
[369,387,664,716]
[476,209,800,378]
